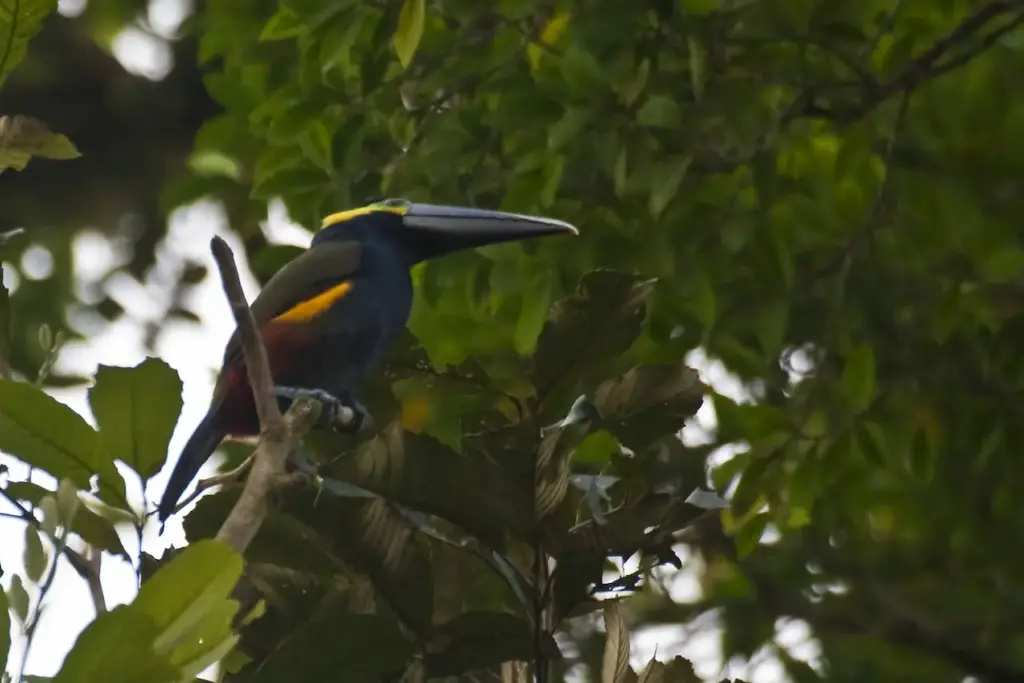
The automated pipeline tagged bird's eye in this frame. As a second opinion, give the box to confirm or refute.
[380,198,409,208]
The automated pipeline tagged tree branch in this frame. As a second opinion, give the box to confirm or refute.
[207,237,319,554]
[840,1,1022,123]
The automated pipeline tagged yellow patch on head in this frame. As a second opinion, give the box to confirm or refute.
[320,201,410,229]
[273,281,354,323]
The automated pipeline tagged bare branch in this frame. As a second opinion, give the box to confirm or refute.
[208,237,283,435]
[206,237,319,554]
[86,547,107,615]
[842,1,1022,123]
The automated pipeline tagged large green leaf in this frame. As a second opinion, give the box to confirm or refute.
[0,0,57,88]
[249,613,413,682]
[52,607,178,683]
[88,358,184,482]
[0,379,127,508]
[133,539,243,673]
[425,611,533,676]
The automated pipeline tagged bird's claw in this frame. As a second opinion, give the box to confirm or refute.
[273,386,373,434]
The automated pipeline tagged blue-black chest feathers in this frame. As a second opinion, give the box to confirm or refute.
[299,220,414,393]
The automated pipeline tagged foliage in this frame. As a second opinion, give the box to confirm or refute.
[2,0,1024,682]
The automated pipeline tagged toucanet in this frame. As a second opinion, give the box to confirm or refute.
[157,199,577,523]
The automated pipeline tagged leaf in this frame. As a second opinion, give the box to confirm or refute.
[260,8,303,41]
[685,488,729,509]
[979,247,1024,284]
[0,585,9,674]
[251,613,414,682]
[532,271,655,418]
[425,612,533,676]
[23,525,46,583]
[527,11,570,70]
[648,157,692,219]
[4,481,128,558]
[392,0,425,68]
[548,108,592,151]
[0,1,59,89]
[572,431,620,467]
[840,343,876,412]
[0,115,80,174]
[52,607,178,683]
[602,603,631,683]
[591,363,705,450]
[0,379,127,508]
[514,274,555,355]
[688,37,706,100]
[636,95,680,129]
[132,539,243,664]
[88,359,184,481]
[637,657,666,683]
[8,575,28,623]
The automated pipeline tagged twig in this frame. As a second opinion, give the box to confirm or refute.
[208,237,283,435]
[86,547,106,615]
[0,487,95,581]
[20,514,74,683]
[157,453,257,520]
[206,237,319,554]
[839,1,1022,123]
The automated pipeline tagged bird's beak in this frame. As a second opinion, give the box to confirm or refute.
[402,203,578,257]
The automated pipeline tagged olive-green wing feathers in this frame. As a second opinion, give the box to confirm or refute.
[218,240,363,372]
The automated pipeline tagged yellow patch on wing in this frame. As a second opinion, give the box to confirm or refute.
[273,281,354,323]
[321,203,409,229]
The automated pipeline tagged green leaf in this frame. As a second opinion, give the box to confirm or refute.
[548,108,592,151]
[52,607,178,683]
[840,343,876,412]
[251,613,414,682]
[4,481,129,558]
[636,95,680,129]
[0,115,80,174]
[8,575,28,623]
[88,359,184,481]
[260,8,303,41]
[514,274,555,355]
[0,584,9,674]
[688,36,706,100]
[573,430,620,467]
[0,1,58,89]
[979,247,1024,284]
[0,379,127,508]
[681,0,718,14]
[648,157,692,218]
[132,539,243,663]
[392,0,425,68]
[734,512,769,557]
[23,525,46,583]
[426,612,533,676]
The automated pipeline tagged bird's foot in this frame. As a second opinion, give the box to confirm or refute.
[273,386,373,434]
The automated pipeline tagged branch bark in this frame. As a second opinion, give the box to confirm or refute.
[207,236,319,554]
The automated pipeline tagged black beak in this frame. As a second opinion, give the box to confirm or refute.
[402,203,578,260]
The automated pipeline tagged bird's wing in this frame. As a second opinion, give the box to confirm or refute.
[219,240,363,371]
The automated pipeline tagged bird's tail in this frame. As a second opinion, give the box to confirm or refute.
[157,412,224,524]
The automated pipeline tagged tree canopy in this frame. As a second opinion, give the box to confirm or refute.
[2,0,1024,681]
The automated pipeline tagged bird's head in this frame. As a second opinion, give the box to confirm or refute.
[313,198,578,263]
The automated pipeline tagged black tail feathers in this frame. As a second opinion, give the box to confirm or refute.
[157,414,224,524]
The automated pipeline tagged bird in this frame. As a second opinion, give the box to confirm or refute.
[157,198,578,523]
